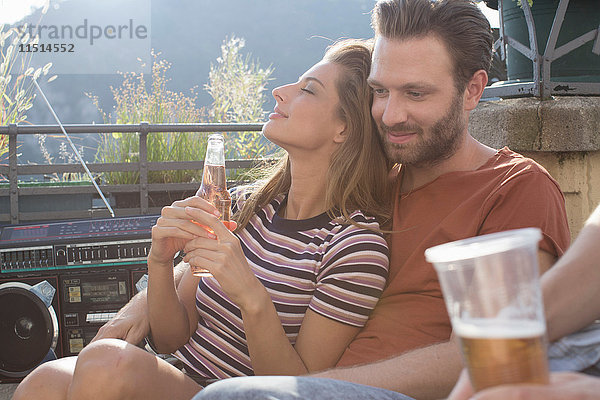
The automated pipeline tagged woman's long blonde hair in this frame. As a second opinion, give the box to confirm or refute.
[234,39,391,232]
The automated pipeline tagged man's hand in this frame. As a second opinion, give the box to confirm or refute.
[447,370,474,400]
[448,369,600,400]
[91,290,150,345]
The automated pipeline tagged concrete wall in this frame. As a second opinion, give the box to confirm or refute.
[470,96,600,239]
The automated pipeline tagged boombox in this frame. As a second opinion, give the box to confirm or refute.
[0,215,158,382]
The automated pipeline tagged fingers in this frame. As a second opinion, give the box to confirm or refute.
[184,205,231,238]
[123,325,148,345]
[223,220,238,231]
[473,385,555,400]
[91,323,123,343]
[182,238,228,268]
[91,317,150,345]
[474,372,600,400]
[183,232,240,258]
[182,245,224,266]
[448,369,474,400]
[549,372,583,384]
[90,328,108,342]
[151,224,196,242]
[172,195,222,225]
[156,206,217,240]
[168,195,234,237]
[184,251,218,275]
[184,253,231,279]
[183,253,212,267]
[154,219,215,240]
[183,236,219,254]
[172,195,220,214]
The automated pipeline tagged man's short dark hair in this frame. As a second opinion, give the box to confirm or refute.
[372,0,494,91]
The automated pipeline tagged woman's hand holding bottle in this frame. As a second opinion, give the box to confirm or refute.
[147,196,223,268]
[182,205,266,312]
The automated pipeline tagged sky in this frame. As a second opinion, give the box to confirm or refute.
[0,0,49,25]
[0,0,500,28]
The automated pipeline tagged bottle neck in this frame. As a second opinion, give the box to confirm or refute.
[199,134,227,193]
[200,163,227,189]
[204,136,225,166]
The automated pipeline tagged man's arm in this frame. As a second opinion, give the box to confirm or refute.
[92,261,188,343]
[313,339,462,400]
[537,249,557,275]
[544,204,600,342]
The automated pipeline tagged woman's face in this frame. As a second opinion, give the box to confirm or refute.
[263,61,346,154]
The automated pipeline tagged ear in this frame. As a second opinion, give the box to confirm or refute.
[463,69,488,111]
[332,119,348,144]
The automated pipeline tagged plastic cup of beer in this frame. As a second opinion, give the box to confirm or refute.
[425,228,549,393]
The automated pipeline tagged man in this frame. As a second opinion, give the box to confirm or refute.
[96,0,570,398]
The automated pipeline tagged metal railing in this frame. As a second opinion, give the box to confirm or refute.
[483,0,600,100]
[0,123,266,225]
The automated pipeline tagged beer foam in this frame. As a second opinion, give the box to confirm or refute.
[453,318,546,339]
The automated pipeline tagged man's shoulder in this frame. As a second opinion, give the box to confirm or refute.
[489,147,554,180]
[494,147,540,167]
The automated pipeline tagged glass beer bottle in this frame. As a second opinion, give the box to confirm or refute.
[192,133,232,277]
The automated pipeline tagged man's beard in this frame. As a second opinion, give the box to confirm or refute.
[379,96,465,168]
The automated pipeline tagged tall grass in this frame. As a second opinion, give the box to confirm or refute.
[205,36,275,182]
[92,36,275,186]
[89,51,207,185]
[0,23,54,180]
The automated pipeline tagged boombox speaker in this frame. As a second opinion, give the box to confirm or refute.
[0,280,58,378]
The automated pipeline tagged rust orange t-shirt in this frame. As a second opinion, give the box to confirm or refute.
[337,147,571,367]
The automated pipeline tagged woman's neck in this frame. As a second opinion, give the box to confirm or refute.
[282,157,329,220]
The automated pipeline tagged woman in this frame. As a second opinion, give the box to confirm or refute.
[13,39,391,400]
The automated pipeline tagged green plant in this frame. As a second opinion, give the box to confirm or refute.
[91,36,276,187]
[205,36,276,168]
[1,24,54,180]
[0,25,54,125]
[0,134,8,181]
[34,125,93,182]
[89,51,207,185]
[517,0,534,7]
[204,36,276,183]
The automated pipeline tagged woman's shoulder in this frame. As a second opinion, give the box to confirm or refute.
[324,210,389,264]
[346,209,380,224]
[331,210,386,238]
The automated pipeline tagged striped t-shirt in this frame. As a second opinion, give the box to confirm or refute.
[174,194,389,379]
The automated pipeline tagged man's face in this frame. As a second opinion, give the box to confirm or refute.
[368,35,467,167]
